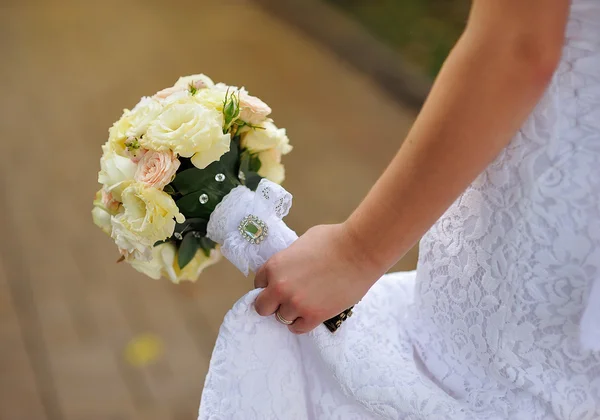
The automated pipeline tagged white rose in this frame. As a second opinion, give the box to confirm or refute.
[111,215,153,261]
[241,121,292,154]
[111,183,184,260]
[125,97,163,138]
[128,246,164,279]
[174,74,215,89]
[239,93,271,125]
[258,149,285,184]
[98,147,138,201]
[142,102,231,169]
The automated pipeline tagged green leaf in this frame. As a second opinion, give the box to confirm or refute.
[154,239,171,247]
[163,184,176,195]
[174,218,208,237]
[198,237,217,257]
[177,234,198,269]
[175,192,216,219]
[245,172,263,190]
[238,151,263,190]
[248,153,262,172]
[170,139,241,196]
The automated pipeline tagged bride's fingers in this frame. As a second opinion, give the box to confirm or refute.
[254,265,268,288]
[289,317,320,335]
[254,287,279,316]
[277,304,300,325]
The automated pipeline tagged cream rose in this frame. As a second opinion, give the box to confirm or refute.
[107,110,133,155]
[174,74,214,89]
[98,147,138,201]
[135,150,180,190]
[125,97,163,138]
[111,216,153,261]
[111,183,184,260]
[92,206,113,236]
[241,121,292,154]
[142,102,231,169]
[127,246,164,279]
[128,243,221,282]
[257,149,285,184]
[192,86,229,111]
[239,93,271,125]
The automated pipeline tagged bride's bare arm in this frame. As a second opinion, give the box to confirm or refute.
[347,0,570,271]
[254,0,570,334]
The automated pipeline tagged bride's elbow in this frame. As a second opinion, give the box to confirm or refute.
[461,28,564,87]
[509,34,563,84]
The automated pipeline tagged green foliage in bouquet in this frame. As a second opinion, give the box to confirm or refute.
[93,74,292,283]
[164,135,265,269]
[158,91,269,270]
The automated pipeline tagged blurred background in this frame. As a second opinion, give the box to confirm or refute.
[0,0,466,419]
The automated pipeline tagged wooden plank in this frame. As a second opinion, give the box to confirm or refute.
[0,258,47,420]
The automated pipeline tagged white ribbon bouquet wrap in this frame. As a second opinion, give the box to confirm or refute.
[206,179,353,333]
[207,179,296,276]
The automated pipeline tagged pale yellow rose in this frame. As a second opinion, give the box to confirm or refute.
[125,97,163,138]
[193,86,229,111]
[258,148,285,184]
[135,150,180,190]
[128,243,221,282]
[111,183,184,260]
[241,121,292,154]
[107,110,133,155]
[239,92,271,125]
[98,147,138,201]
[142,102,231,169]
[127,246,164,279]
[173,74,215,89]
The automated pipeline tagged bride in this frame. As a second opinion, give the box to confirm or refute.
[200,0,600,418]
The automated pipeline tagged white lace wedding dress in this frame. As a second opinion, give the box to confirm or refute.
[199,2,600,418]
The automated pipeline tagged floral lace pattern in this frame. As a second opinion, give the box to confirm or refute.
[411,2,600,418]
[199,2,600,419]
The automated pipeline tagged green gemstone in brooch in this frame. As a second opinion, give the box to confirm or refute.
[238,214,269,244]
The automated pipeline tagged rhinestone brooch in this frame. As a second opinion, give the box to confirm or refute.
[238,214,268,244]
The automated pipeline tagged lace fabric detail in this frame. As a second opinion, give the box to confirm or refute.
[206,179,297,276]
[410,4,600,418]
[199,3,600,419]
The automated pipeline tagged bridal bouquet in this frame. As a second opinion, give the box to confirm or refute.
[92,74,352,332]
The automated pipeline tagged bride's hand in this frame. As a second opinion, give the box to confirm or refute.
[253,223,385,334]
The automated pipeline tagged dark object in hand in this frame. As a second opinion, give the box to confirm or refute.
[323,307,354,333]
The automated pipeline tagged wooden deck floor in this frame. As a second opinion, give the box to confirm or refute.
[0,0,418,418]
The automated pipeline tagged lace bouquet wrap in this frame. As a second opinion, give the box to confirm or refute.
[92,74,352,332]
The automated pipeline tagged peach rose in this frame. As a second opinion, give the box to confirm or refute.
[135,150,180,190]
[101,189,120,213]
[154,80,208,100]
[154,86,186,100]
[239,93,271,125]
